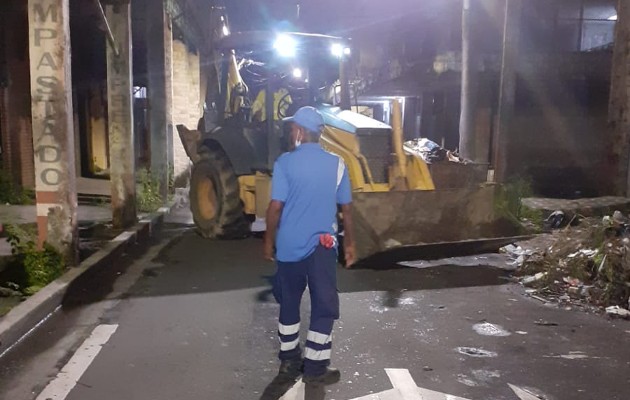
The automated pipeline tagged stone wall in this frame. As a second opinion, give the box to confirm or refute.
[171,39,202,187]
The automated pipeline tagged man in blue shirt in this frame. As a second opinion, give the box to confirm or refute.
[264,106,356,386]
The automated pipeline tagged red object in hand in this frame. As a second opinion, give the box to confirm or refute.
[319,233,336,249]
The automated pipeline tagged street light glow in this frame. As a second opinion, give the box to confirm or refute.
[292,68,303,79]
[222,25,230,36]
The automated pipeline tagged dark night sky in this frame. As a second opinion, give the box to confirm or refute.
[225,0,455,37]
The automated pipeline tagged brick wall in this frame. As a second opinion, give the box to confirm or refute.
[171,39,202,187]
[2,0,34,189]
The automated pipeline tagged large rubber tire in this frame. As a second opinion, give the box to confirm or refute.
[189,147,249,239]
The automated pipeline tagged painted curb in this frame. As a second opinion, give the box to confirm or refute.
[0,206,172,354]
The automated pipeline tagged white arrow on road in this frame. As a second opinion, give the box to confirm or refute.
[280,369,545,400]
[279,379,306,400]
[350,368,471,400]
[508,384,545,400]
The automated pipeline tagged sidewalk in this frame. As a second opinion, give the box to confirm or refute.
[0,205,113,257]
[522,196,630,217]
[0,203,174,354]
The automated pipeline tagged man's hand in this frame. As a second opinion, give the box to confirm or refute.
[264,236,275,262]
[344,243,356,268]
[264,200,284,262]
[340,203,356,268]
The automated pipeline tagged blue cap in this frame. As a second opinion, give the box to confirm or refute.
[284,106,324,134]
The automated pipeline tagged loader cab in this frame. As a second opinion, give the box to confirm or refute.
[204,32,353,169]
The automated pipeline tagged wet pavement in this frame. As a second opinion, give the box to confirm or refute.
[0,207,629,400]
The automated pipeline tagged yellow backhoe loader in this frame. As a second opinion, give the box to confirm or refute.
[177,32,522,265]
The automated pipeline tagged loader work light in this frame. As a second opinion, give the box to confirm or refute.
[274,34,297,58]
[330,43,343,58]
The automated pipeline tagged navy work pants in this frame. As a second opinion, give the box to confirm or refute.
[274,245,339,377]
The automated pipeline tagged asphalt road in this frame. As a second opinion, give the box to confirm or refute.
[0,210,629,400]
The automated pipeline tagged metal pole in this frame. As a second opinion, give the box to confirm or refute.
[339,56,351,111]
[459,0,478,161]
[94,0,119,57]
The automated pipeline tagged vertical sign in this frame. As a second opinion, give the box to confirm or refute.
[28,0,78,264]
[106,3,136,228]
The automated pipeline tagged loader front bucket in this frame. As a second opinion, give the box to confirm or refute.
[350,184,526,266]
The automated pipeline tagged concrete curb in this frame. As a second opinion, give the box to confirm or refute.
[0,205,173,355]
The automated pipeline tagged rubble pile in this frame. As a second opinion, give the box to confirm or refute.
[505,213,630,316]
[403,138,464,164]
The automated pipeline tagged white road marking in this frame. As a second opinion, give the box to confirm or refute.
[509,384,545,400]
[279,379,305,400]
[36,324,118,400]
[350,389,400,399]
[385,369,423,400]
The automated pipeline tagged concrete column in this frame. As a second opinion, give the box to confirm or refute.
[106,2,136,228]
[146,0,173,202]
[27,0,78,265]
[459,0,479,162]
[494,0,522,183]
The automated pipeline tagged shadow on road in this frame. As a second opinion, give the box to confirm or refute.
[60,222,512,310]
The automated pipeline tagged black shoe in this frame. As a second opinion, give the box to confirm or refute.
[303,367,341,385]
[279,359,303,379]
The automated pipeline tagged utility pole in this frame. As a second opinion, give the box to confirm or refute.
[494,0,522,183]
[105,0,137,228]
[609,0,630,195]
[459,0,479,162]
[27,0,78,265]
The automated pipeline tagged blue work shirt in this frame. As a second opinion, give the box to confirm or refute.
[271,143,352,262]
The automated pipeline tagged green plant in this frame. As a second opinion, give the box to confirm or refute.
[137,168,163,212]
[4,224,65,294]
[0,169,34,204]
[495,176,542,228]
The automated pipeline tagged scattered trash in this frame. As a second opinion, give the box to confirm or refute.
[456,374,479,387]
[534,320,558,326]
[472,322,511,337]
[531,295,549,303]
[543,351,600,360]
[563,276,583,286]
[501,245,534,268]
[515,331,528,335]
[508,383,549,400]
[399,253,515,270]
[545,210,567,229]
[423,366,433,372]
[384,238,402,249]
[455,347,498,358]
[403,138,447,164]
[605,305,630,319]
[521,272,547,286]
[509,213,630,313]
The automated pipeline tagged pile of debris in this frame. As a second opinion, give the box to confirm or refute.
[403,138,464,164]
[503,212,630,318]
